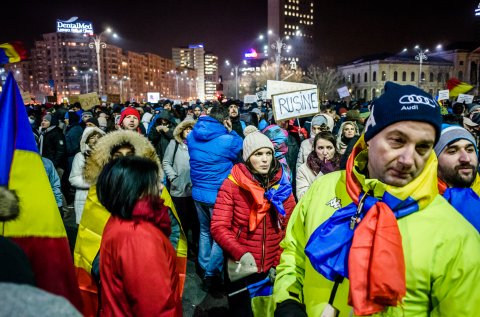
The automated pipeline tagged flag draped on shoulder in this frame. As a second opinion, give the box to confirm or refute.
[0,72,82,310]
[446,77,473,97]
[0,42,27,64]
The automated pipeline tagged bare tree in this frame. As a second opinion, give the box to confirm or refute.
[304,65,343,100]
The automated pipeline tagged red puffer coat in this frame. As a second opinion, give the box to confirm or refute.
[211,163,296,273]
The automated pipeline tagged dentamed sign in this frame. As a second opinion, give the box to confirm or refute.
[272,88,319,121]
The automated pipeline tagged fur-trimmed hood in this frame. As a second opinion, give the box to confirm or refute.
[0,187,19,221]
[80,127,106,153]
[173,119,196,144]
[84,130,162,184]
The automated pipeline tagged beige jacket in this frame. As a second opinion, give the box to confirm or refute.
[296,162,322,199]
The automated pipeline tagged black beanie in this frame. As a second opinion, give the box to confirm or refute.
[364,82,442,143]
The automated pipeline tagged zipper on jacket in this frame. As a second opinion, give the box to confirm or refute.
[235,226,242,240]
[261,217,266,272]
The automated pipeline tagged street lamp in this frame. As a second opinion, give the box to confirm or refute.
[259,29,297,80]
[414,45,429,87]
[89,27,118,95]
[225,60,247,99]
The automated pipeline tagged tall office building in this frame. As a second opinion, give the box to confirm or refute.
[172,44,211,100]
[204,52,219,100]
[268,0,315,67]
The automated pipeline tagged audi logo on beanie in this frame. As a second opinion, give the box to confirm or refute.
[363,81,442,142]
[399,94,437,109]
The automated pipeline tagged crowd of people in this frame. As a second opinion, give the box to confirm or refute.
[2,80,480,316]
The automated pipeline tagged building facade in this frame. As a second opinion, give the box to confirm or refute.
[267,0,315,67]
[1,31,196,103]
[337,45,480,100]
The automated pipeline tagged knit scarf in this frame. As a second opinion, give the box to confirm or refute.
[306,151,339,175]
[305,135,438,315]
[438,174,480,232]
[228,164,292,232]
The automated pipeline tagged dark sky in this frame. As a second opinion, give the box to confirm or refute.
[2,0,479,67]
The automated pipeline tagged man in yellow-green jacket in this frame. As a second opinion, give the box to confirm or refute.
[274,82,480,317]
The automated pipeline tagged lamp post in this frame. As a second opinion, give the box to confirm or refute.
[259,29,297,81]
[414,45,429,87]
[225,60,246,99]
[89,28,117,95]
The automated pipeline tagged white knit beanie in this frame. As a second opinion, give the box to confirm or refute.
[242,130,275,162]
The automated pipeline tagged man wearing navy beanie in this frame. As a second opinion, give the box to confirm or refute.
[274,81,480,317]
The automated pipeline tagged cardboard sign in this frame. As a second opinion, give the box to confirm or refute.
[78,92,100,110]
[337,86,350,98]
[457,94,474,104]
[437,89,449,101]
[107,94,120,104]
[68,95,80,104]
[256,90,268,101]
[243,95,257,104]
[266,80,316,99]
[20,91,31,105]
[272,88,319,121]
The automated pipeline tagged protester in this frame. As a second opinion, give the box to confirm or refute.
[226,101,246,138]
[74,130,186,316]
[38,113,67,175]
[296,131,340,199]
[296,114,334,172]
[211,127,295,316]
[434,124,480,231]
[187,105,243,292]
[274,82,480,316]
[69,127,105,224]
[97,156,182,316]
[336,120,360,156]
[149,110,177,162]
[163,118,199,257]
[118,107,143,134]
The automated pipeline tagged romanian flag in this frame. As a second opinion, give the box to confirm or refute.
[0,42,27,64]
[446,78,473,98]
[0,72,82,310]
[74,185,187,316]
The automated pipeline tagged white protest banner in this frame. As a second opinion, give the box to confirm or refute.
[244,95,257,104]
[337,86,350,98]
[266,80,316,99]
[272,88,319,121]
[457,94,474,104]
[256,90,267,101]
[147,92,160,103]
[78,92,100,110]
[437,89,449,101]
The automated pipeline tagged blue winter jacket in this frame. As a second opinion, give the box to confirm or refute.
[187,116,243,205]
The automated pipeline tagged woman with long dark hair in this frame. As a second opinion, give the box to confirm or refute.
[296,131,340,199]
[97,156,181,316]
[211,126,296,316]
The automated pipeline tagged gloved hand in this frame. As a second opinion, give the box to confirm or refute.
[238,252,258,274]
[268,267,276,283]
[274,299,307,317]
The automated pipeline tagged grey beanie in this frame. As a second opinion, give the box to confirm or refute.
[434,124,478,156]
[42,114,52,122]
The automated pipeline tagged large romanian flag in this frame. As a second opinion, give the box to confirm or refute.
[446,77,474,98]
[0,72,82,310]
[0,42,27,64]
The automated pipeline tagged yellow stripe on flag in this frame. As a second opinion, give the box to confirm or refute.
[0,150,66,237]
[0,43,22,63]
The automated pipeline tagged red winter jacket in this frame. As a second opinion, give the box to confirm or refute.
[100,216,181,317]
[211,163,296,273]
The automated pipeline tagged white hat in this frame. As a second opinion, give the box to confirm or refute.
[242,130,274,162]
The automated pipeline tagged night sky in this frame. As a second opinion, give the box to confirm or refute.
[2,0,479,69]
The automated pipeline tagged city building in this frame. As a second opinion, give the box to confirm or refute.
[337,43,480,100]
[267,0,315,67]
[1,28,197,103]
[204,52,219,100]
[172,44,214,100]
